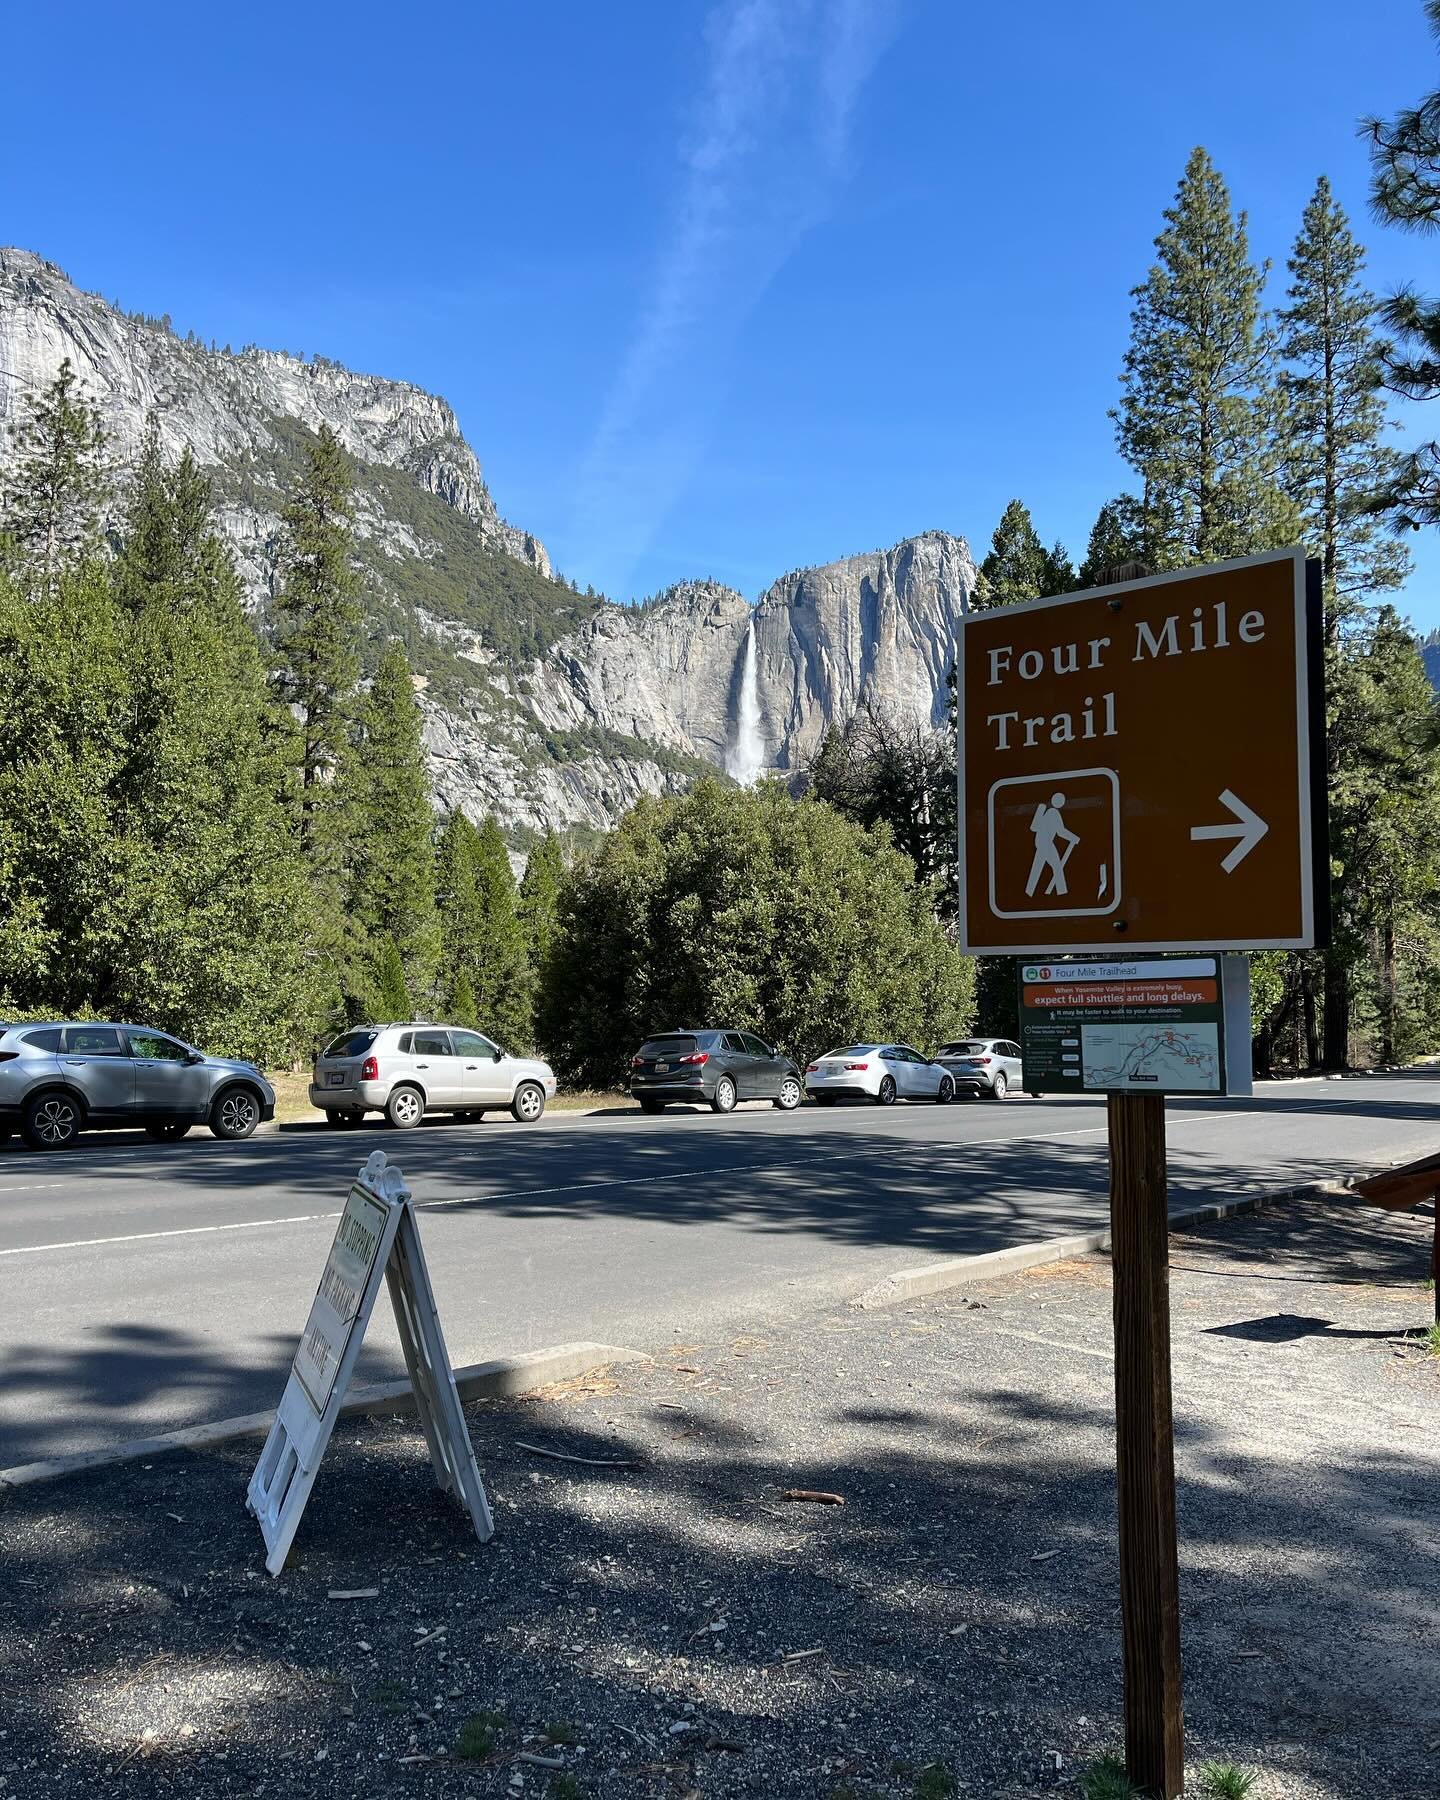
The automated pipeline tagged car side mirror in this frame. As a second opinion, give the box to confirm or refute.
[493,1048,503,1061]
[185,1050,205,1065]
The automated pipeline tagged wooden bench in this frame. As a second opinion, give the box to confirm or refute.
[1351,1151,1440,1322]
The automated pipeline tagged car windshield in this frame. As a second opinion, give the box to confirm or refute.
[640,1035,698,1056]
[939,1042,988,1056]
[324,1030,378,1058]
[827,1045,876,1058]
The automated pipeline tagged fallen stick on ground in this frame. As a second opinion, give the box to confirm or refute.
[515,1440,638,1468]
[781,1489,845,1505]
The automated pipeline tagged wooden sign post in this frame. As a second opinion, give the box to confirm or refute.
[957,551,1326,1799]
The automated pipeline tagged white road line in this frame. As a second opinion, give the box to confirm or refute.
[0,1112,1260,1259]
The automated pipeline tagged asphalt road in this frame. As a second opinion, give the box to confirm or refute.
[2,1069,1438,1467]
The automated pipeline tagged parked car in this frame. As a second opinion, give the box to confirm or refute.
[0,1021,276,1150]
[932,1037,1025,1100]
[804,1043,955,1106]
[629,1029,804,1114]
[310,1023,557,1127]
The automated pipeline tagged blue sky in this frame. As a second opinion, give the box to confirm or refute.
[6,1,1440,623]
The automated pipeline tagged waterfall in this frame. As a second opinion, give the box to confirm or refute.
[725,618,765,786]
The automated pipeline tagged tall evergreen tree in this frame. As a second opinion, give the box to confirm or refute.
[271,424,362,869]
[518,832,566,977]
[1039,541,1077,596]
[1077,497,1149,586]
[973,500,1050,608]
[107,436,316,1058]
[470,817,535,1049]
[1115,147,1298,565]
[1326,607,1440,1064]
[0,359,106,596]
[1278,176,1410,623]
[348,642,440,1017]
[435,808,485,1019]
[374,936,413,1022]
[1365,1,1440,528]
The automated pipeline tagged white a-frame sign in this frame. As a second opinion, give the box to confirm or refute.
[248,1149,494,1575]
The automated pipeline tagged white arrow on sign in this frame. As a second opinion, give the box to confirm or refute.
[1190,789,1269,873]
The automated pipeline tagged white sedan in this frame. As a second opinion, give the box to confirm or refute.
[804,1043,955,1106]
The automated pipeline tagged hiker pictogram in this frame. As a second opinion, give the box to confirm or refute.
[986,768,1121,921]
[1026,792,1080,897]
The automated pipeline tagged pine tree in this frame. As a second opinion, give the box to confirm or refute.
[1115,147,1298,565]
[518,833,565,977]
[470,817,535,1049]
[1077,497,1150,586]
[0,359,107,596]
[0,558,130,1013]
[973,500,1049,608]
[1040,541,1077,596]
[271,424,362,869]
[435,808,485,1016]
[1326,607,1440,1063]
[107,438,317,1059]
[374,936,412,1022]
[449,966,478,1029]
[1365,4,1440,527]
[1278,177,1410,624]
[348,642,440,1016]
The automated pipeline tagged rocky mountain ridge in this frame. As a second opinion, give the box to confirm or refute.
[0,248,979,837]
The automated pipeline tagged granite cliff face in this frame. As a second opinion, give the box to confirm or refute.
[0,249,979,838]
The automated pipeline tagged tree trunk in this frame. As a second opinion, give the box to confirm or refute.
[1381,917,1398,1064]
[1321,951,1349,1070]
[1301,968,1319,1072]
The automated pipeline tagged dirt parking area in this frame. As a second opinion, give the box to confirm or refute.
[1,1195,1436,1799]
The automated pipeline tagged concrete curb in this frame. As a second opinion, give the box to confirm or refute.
[852,1177,1356,1311]
[0,1340,650,1493]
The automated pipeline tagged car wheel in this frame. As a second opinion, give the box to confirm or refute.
[937,1075,955,1105]
[711,1075,737,1114]
[876,1075,897,1106]
[638,1097,666,1114]
[512,1082,546,1123]
[210,1085,261,1140]
[145,1121,192,1142]
[22,1090,83,1151]
[774,1075,802,1111]
[991,1071,1009,1101]
[385,1085,425,1130]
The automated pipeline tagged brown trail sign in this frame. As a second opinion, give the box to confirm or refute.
[958,548,1327,957]
[957,550,1326,1800]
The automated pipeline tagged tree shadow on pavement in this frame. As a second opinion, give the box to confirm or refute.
[1,1258,1437,1800]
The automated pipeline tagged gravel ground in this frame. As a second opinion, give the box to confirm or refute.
[1,1194,1436,1800]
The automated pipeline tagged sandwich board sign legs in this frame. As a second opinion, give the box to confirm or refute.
[959,550,1325,1800]
[247,1149,493,1576]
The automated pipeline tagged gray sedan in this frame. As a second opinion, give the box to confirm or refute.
[0,1021,276,1150]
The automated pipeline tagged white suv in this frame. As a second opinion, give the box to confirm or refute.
[309,1023,557,1128]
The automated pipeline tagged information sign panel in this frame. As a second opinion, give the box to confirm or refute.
[248,1150,493,1576]
[1018,956,1252,1097]
[293,1183,389,1414]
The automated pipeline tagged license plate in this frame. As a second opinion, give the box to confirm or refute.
[654,1063,669,1074]
[328,1071,346,1087]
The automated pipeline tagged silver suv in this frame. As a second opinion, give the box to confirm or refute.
[309,1023,557,1127]
[933,1037,1025,1100]
[0,1021,276,1150]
